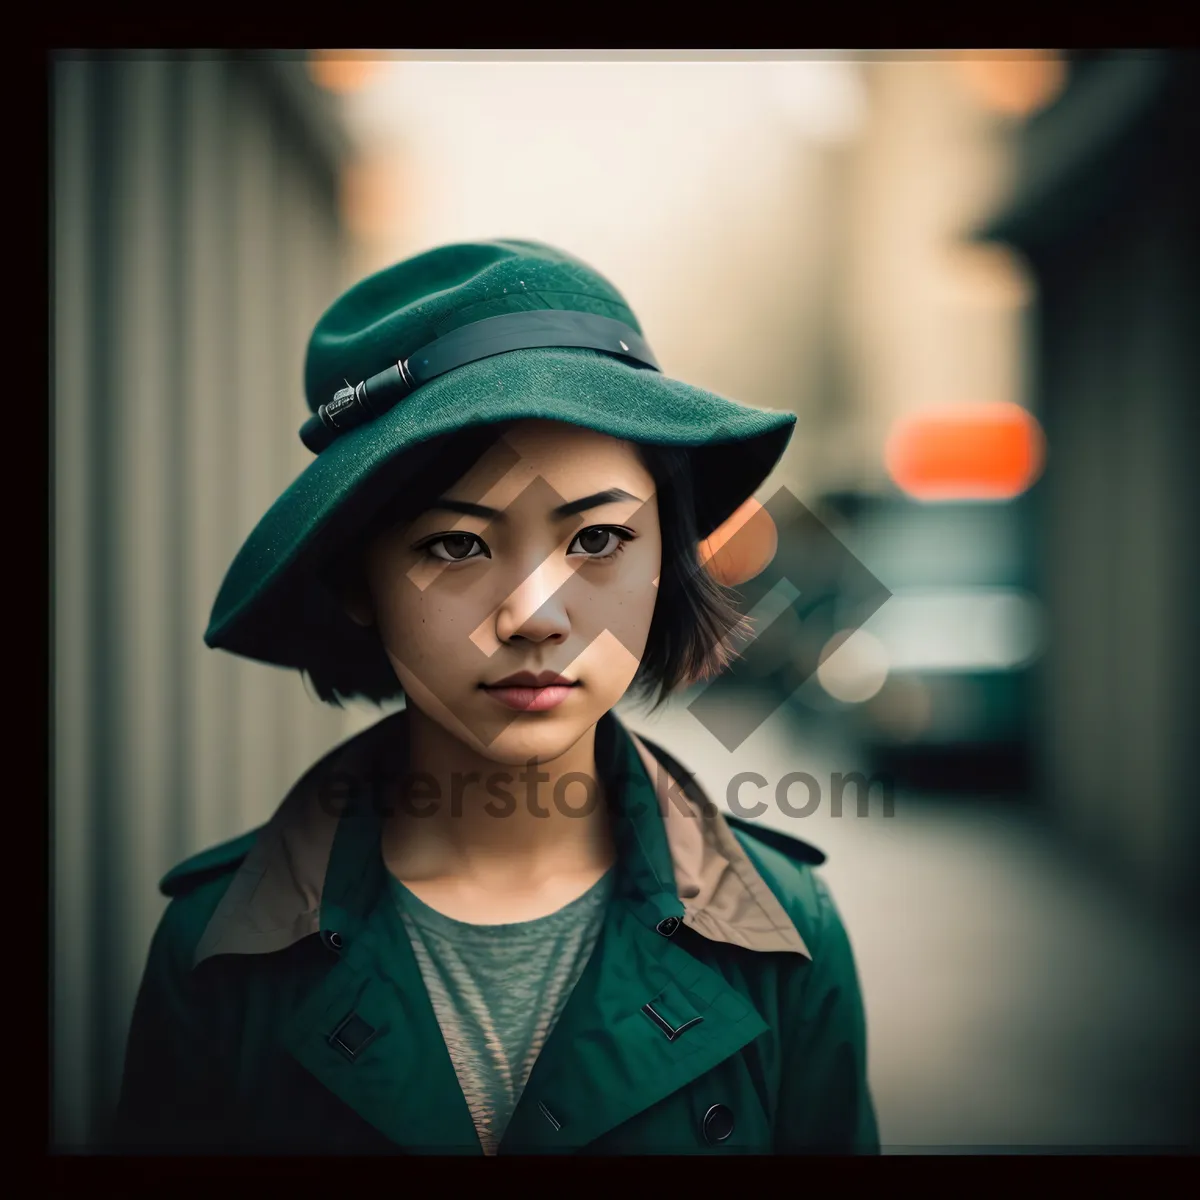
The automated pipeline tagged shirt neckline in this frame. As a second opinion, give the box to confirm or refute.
[387,865,615,938]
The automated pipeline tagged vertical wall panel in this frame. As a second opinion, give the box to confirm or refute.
[52,55,96,1153]
[260,101,316,813]
[85,55,121,1143]
[277,143,319,770]
[181,56,239,855]
[162,58,190,871]
[1044,244,1122,865]
[1011,55,1200,915]
[1113,222,1170,900]
[230,69,285,830]
[107,57,174,1127]
[270,132,299,798]
[52,51,349,1147]
[1042,172,1195,911]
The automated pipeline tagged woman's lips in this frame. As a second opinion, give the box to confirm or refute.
[481,683,578,712]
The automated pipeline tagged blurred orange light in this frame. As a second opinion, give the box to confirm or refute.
[885,401,1045,501]
[699,496,778,587]
[308,51,380,94]
[951,52,1067,117]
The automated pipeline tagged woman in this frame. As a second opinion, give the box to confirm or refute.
[114,239,879,1155]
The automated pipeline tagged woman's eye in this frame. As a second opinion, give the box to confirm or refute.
[425,533,488,562]
[568,526,630,559]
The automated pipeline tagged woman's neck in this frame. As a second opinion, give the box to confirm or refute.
[381,704,617,896]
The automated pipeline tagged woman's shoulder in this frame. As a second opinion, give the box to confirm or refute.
[723,812,826,867]
[146,826,267,973]
[722,814,835,954]
[630,728,837,952]
[158,825,265,898]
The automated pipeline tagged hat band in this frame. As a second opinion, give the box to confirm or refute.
[299,310,661,454]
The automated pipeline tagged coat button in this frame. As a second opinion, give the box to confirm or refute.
[702,1104,734,1144]
[322,930,344,953]
[656,916,681,937]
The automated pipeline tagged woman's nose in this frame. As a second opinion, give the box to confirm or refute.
[492,553,573,644]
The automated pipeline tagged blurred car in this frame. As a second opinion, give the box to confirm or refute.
[782,490,1042,793]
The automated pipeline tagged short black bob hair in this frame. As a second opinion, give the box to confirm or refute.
[304,421,749,711]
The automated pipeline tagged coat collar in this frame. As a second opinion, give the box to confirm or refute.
[191,707,810,970]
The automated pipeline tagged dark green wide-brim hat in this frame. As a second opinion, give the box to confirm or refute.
[205,239,796,674]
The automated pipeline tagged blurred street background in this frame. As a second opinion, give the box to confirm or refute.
[52,50,1199,1151]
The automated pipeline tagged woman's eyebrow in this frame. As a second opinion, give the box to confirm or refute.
[425,488,642,521]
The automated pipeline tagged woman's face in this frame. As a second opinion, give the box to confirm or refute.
[357,419,663,765]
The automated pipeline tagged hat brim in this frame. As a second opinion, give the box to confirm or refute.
[205,347,796,668]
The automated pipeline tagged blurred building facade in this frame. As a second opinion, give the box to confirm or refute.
[759,60,1051,801]
[981,51,1200,918]
[52,52,358,1148]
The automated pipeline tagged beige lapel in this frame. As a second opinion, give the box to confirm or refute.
[189,717,391,967]
[193,714,812,967]
[626,731,811,959]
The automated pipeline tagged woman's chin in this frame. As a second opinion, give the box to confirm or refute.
[472,714,596,767]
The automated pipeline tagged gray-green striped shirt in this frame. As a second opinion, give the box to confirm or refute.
[387,869,614,1155]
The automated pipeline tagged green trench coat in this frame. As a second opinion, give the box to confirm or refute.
[113,709,879,1155]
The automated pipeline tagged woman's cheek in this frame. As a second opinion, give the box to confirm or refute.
[373,582,438,674]
[570,629,644,707]
[377,588,485,698]
[569,547,659,662]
